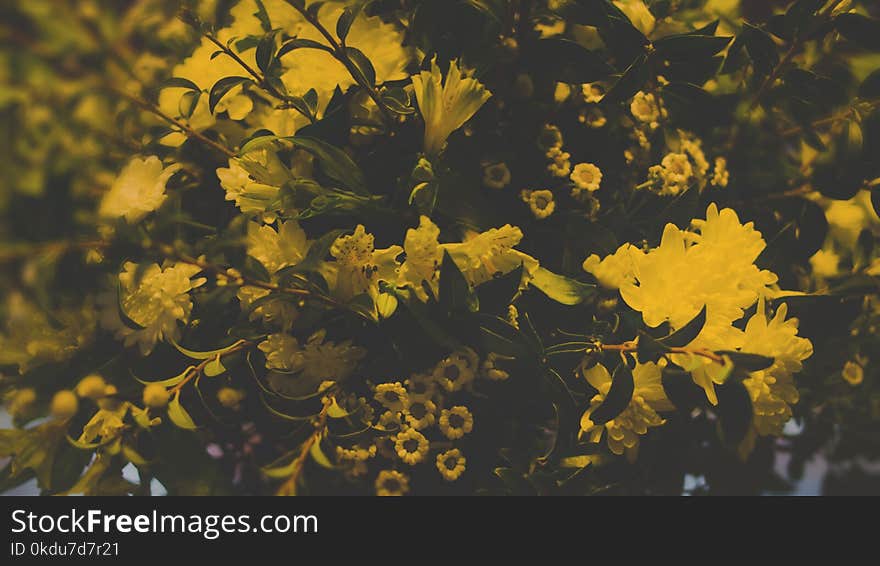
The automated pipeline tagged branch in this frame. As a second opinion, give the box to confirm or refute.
[109,87,236,158]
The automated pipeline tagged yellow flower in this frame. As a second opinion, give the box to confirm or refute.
[436,449,467,481]
[570,163,603,193]
[412,58,492,155]
[374,382,408,412]
[630,91,662,124]
[80,402,130,444]
[522,189,556,219]
[739,300,813,436]
[7,388,36,418]
[102,262,206,355]
[245,219,310,274]
[546,146,572,177]
[582,83,605,103]
[579,362,672,459]
[442,225,540,287]
[216,149,290,215]
[377,410,403,432]
[710,157,729,187]
[842,361,864,386]
[404,398,437,430]
[439,406,474,440]
[397,215,442,300]
[98,156,180,223]
[142,383,170,409]
[537,124,564,151]
[336,444,377,463]
[217,387,246,409]
[76,374,108,399]
[582,243,641,290]
[375,470,409,496]
[482,352,511,381]
[50,390,78,419]
[433,349,479,392]
[405,373,437,401]
[483,162,512,189]
[326,225,402,302]
[809,248,841,279]
[259,331,365,381]
[394,428,430,465]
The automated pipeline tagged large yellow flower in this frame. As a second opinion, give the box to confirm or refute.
[580,362,673,459]
[411,58,492,155]
[99,156,180,223]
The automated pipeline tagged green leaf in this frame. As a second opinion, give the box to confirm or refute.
[635,331,671,364]
[717,351,775,372]
[162,77,201,91]
[309,438,335,469]
[277,38,334,58]
[168,391,198,430]
[477,263,523,314]
[439,250,477,313]
[209,76,252,114]
[783,0,826,39]
[336,7,356,42]
[661,369,707,413]
[587,362,634,425]
[132,366,194,388]
[653,34,732,61]
[286,136,367,194]
[381,86,415,115]
[859,69,880,98]
[602,53,650,104]
[528,39,614,83]
[741,23,779,77]
[256,30,279,74]
[345,46,376,86]
[659,304,707,347]
[836,13,880,51]
[715,381,753,445]
[170,338,245,360]
[530,267,596,306]
[253,0,272,32]
[204,356,226,377]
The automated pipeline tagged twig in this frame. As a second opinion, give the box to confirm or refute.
[109,87,236,158]
[600,341,726,364]
[277,404,330,496]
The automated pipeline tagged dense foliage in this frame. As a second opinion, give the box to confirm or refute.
[1,0,879,496]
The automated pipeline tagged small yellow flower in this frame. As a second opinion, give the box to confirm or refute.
[336,444,377,462]
[546,146,571,177]
[570,163,603,193]
[7,388,36,418]
[404,398,437,430]
[842,361,864,386]
[810,249,841,279]
[374,382,409,411]
[582,83,605,103]
[439,406,474,440]
[630,91,662,124]
[482,352,511,381]
[711,157,729,188]
[483,162,512,189]
[579,107,607,128]
[375,470,409,496]
[50,390,78,419]
[537,124,564,152]
[76,374,107,400]
[522,189,556,219]
[217,387,246,409]
[394,428,430,465]
[142,383,170,409]
[377,410,403,432]
[436,448,467,481]
[405,373,437,401]
[433,349,478,392]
